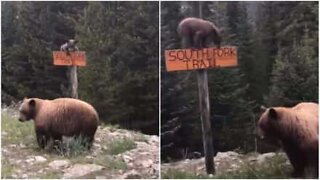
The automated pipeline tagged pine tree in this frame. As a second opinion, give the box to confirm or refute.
[77,2,159,134]
[2,2,86,101]
[268,29,318,106]
[161,1,200,160]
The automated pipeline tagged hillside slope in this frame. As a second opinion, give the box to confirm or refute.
[1,107,159,179]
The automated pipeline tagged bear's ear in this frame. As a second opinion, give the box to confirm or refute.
[29,99,36,107]
[260,105,267,111]
[268,108,277,120]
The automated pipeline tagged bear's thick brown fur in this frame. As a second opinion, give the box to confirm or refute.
[177,17,221,48]
[258,102,318,178]
[18,98,99,149]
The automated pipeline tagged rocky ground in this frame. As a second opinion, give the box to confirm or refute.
[162,151,292,178]
[1,107,159,179]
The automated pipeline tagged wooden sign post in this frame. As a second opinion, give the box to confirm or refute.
[70,66,78,99]
[52,51,86,99]
[165,47,238,175]
[197,68,214,174]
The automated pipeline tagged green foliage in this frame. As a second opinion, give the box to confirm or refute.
[216,155,290,179]
[208,2,256,152]
[161,1,200,161]
[76,2,159,134]
[1,2,85,101]
[1,110,35,146]
[1,158,16,179]
[268,24,318,106]
[96,156,127,170]
[161,1,318,161]
[36,171,60,179]
[1,1,159,134]
[106,138,137,155]
[55,135,90,157]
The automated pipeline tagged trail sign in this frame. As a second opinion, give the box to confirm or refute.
[52,51,86,99]
[53,51,86,66]
[165,46,237,72]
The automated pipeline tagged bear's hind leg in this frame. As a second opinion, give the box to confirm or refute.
[86,136,95,150]
[52,135,63,152]
[45,137,55,151]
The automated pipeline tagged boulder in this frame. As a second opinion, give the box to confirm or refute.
[48,160,70,169]
[63,164,104,178]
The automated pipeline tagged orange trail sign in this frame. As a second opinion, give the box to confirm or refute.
[53,51,86,66]
[165,46,237,72]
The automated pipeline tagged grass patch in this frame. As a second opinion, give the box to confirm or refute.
[55,136,90,157]
[162,154,291,179]
[1,111,35,147]
[133,133,148,143]
[95,155,127,170]
[162,169,205,179]
[1,158,16,179]
[106,138,136,155]
[216,154,291,179]
[36,171,61,179]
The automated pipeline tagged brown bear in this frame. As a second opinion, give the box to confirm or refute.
[18,97,99,149]
[177,17,221,49]
[257,102,318,178]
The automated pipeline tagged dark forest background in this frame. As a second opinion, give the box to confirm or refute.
[1,1,159,135]
[161,1,318,161]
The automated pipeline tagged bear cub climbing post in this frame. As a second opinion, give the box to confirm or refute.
[164,10,238,175]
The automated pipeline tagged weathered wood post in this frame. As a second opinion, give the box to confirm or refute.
[69,65,78,98]
[52,51,86,99]
[197,68,215,174]
[196,1,215,174]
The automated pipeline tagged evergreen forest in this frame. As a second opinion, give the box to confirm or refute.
[161,1,318,161]
[2,1,159,135]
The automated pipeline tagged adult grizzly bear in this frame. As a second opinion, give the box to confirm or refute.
[18,98,99,149]
[177,17,221,49]
[257,102,318,178]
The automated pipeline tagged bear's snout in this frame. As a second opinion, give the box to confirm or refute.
[18,116,28,122]
[257,127,265,139]
[257,120,267,139]
[18,113,27,122]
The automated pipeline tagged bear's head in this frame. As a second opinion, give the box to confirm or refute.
[18,98,36,122]
[211,26,222,48]
[257,107,283,139]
